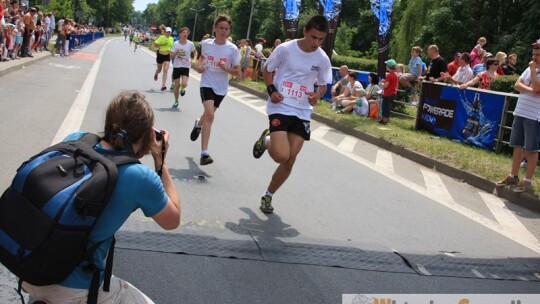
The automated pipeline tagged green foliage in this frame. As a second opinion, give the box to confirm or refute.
[490,75,519,94]
[333,22,358,55]
[331,55,378,73]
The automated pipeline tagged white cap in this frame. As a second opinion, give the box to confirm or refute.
[165,27,172,32]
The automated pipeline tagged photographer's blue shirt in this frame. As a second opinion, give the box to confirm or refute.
[60,132,168,289]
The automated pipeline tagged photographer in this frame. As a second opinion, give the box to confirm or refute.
[22,90,181,303]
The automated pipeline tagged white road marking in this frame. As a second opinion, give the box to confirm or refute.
[337,136,357,153]
[376,149,394,174]
[480,192,539,247]
[421,168,454,205]
[48,62,81,70]
[310,126,331,140]
[51,39,110,145]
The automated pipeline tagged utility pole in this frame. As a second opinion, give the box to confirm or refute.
[246,0,255,39]
[190,8,205,41]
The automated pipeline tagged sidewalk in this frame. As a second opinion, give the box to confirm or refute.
[1,50,538,213]
[0,49,52,77]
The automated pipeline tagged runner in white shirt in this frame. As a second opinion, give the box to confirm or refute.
[252,15,332,214]
[169,27,197,109]
[189,15,240,165]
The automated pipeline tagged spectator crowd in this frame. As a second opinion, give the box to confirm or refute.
[0,0,103,61]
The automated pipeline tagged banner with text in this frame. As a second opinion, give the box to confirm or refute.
[417,83,505,150]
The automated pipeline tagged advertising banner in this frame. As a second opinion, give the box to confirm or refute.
[283,0,301,39]
[370,0,394,78]
[417,83,505,150]
[318,0,342,60]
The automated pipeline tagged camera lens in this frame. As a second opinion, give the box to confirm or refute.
[154,129,163,141]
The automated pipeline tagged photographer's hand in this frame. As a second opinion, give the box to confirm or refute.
[151,129,169,170]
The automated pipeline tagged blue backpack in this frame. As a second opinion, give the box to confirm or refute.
[0,133,139,304]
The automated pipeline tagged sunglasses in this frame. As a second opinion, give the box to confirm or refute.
[493,63,499,66]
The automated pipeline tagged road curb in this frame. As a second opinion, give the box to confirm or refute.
[229,81,540,213]
[0,53,52,78]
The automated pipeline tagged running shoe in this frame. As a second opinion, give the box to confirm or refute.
[190,119,202,141]
[172,101,179,109]
[181,89,186,96]
[154,73,158,81]
[200,154,214,166]
[495,175,519,187]
[170,84,174,91]
[259,195,274,214]
[253,129,270,159]
[161,86,167,91]
[513,180,533,193]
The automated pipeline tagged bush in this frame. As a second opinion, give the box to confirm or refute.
[491,75,519,93]
[331,55,378,73]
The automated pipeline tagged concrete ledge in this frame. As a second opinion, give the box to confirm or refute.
[229,81,540,213]
[0,53,52,78]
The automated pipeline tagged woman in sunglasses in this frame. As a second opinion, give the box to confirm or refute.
[459,58,500,90]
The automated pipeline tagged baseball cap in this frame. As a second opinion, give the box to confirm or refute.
[385,59,397,68]
[165,27,172,33]
[484,52,493,58]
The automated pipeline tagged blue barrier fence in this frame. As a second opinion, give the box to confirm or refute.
[68,32,105,50]
[322,67,370,101]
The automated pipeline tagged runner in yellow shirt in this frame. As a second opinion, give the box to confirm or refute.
[154,27,174,91]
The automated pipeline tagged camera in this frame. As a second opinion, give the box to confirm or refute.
[154,128,163,141]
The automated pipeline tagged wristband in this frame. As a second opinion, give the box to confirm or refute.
[267,84,278,96]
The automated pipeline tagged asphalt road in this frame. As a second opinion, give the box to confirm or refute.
[0,37,539,303]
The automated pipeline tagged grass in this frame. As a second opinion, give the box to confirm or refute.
[236,79,540,198]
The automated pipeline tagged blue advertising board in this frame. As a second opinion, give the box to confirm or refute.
[418,83,505,150]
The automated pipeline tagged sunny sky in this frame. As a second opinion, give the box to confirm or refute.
[134,0,157,12]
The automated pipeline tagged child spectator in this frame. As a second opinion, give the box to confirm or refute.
[470,37,487,67]
[399,46,423,94]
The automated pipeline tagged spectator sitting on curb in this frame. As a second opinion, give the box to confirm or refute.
[331,71,363,111]
[331,65,349,99]
[336,87,369,117]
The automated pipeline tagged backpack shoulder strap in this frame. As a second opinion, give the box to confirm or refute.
[77,132,101,147]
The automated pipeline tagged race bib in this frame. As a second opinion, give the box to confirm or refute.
[206,55,227,72]
[281,80,308,107]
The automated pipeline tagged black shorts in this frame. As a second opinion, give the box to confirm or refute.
[200,87,226,108]
[156,52,170,64]
[268,114,310,141]
[172,67,190,80]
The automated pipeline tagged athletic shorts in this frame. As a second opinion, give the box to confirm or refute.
[200,87,225,108]
[156,52,170,64]
[509,116,540,152]
[172,67,190,80]
[268,114,310,141]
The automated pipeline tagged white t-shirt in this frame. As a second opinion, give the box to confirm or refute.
[346,81,363,93]
[200,39,241,96]
[171,40,196,68]
[513,67,540,120]
[264,40,332,121]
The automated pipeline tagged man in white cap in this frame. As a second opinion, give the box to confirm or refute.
[154,26,174,91]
